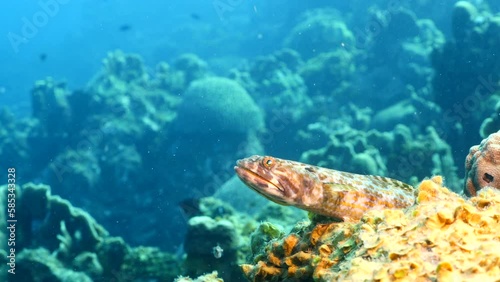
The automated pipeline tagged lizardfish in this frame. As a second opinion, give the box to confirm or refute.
[234,155,416,222]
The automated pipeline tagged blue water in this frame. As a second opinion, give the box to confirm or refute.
[1,0,500,280]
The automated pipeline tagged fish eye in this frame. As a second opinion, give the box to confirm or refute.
[262,157,274,169]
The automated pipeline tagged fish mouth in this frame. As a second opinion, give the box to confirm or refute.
[234,163,285,195]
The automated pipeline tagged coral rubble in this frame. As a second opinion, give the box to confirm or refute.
[242,176,500,281]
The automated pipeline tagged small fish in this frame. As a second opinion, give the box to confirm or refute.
[190,13,201,20]
[212,244,223,259]
[119,24,132,32]
[235,155,416,222]
[39,53,47,62]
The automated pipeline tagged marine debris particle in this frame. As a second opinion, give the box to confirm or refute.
[212,244,224,259]
[234,155,416,222]
[241,176,500,281]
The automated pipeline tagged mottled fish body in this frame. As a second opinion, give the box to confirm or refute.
[234,155,416,222]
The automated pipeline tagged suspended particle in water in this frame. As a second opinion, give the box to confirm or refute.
[212,244,224,259]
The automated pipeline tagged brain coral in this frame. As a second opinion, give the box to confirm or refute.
[174,77,264,134]
[465,130,500,196]
[242,176,500,281]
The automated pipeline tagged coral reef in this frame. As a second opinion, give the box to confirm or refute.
[31,77,71,136]
[117,246,181,281]
[16,248,93,282]
[0,108,31,175]
[28,78,73,174]
[284,9,354,59]
[371,89,441,132]
[73,50,186,248]
[5,3,500,280]
[173,180,310,282]
[233,48,311,123]
[242,176,500,281]
[152,53,209,94]
[465,130,500,196]
[229,48,317,159]
[87,50,180,134]
[167,76,265,209]
[17,183,108,256]
[179,194,304,281]
[175,271,223,282]
[300,121,460,191]
[353,8,444,110]
[214,175,307,223]
[214,175,270,215]
[479,99,500,138]
[173,76,264,134]
[432,1,500,156]
[178,196,252,281]
[153,61,186,94]
[0,183,182,282]
[299,50,355,102]
[0,50,240,251]
[184,216,241,280]
[174,53,209,86]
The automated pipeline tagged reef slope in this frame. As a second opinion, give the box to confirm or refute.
[243,176,500,281]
